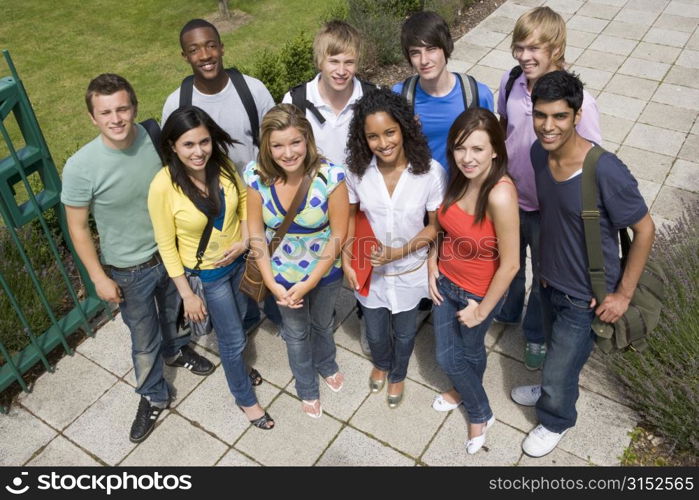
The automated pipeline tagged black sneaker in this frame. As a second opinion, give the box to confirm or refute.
[165,345,215,376]
[129,396,166,443]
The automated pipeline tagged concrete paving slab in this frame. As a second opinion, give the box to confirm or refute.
[578,2,621,20]
[334,286,358,329]
[677,133,699,163]
[639,102,697,133]
[545,0,584,14]
[666,159,699,193]
[422,411,524,466]
[624,123,686,157]
[651,185,699,221]
[692,120,699,136]
[635,178,662,208]
[350,378,446,458]
[162,349,215,408]
[665,66,699,90]
[480,49,519,71]
[26,436,101,467]
[215,448,259,466]
[604,74,658,100]
[333,310,367,357]
[618,57,671,81]
[493,2,531,20]
[566,29,597,49]
[64,381,142,465]
[614,8,659,27]
[595,92,647,121]
[482,352,539,433]
[479,15,516,35]
[643,27,691,48]
[485,320,509,349]
[602,20,649,40]
[599,114,634,144]
[556,389,637,466]
[567,15,610,34]
[565,46,584,64]
[617,146,674,184]
[579,348,630,406]
[664,0,699,18]
[77,315,133,378]
[235,392,342,466]
[121,413,227,466]
[510,0,545,6]
[652,83,699,111]
[317,346,372,422]
[601,140,620,153]
[492,322,525,362]
[575,50,626,73]
[0,406,57,466]
[18,353,117,431]
[452,42,491,64]
[688,30,699,51]
[242,319,293,389]
[570,65,613,90]
[631,41,681,64]
[317,426,414,466]
[406,323,452,392]
[460,28,509,49]
[447,59,473,74]
[653,13,699,33]
[175,364,281,445]
[625,0,668,13]
[589,0,625,6]
[676,49,699,70]
[517,446,591,466]
[467,64,509,91]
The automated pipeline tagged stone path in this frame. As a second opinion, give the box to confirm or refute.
[2,0,697,467]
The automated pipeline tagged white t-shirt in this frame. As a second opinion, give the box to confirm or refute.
[282,74,364,166]
[345,157,446,312]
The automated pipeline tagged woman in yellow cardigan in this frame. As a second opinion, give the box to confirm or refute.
[148,106,273,430]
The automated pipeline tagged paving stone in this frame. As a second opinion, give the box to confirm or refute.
[588,0,626,6]
[566,29,597,49]
[18,353,117,431]
[480,49,518,71]
[625,0,668,12]
[566,15,609,34]
[121,413,227,466]
[467,64,509,91]
[579,349,631,407]
[333,309,367,358]
[334,286,359,329]
[575,50,626,73]
[664,0,699,18]
[653,13,699,33]
[589,35,638,56]
[0,406,56,465]
[64,381,144,465]
[486,320,510,348]
[595,92,646,121]
[651,185,699,221]
[624,123,686,157]
[643,27,691,48]
[77,314,133,378]
[162,348,214,408]
[424,411,525,466]
[577,2,621,20]
[446,59,473,74]
[639,102,697,133]
[556,389,636,466]
[175,363,280,445]
[317,426,414,466]
[350,378,446,457]
[599,114,635,144]
[614,8,659,27]
[630,41,681,64]
[602,21,649,40]
[510,0,546,6]
[664,65,699,90]
[678,133,699,162]
[236,392,342,465]
[692,120,699,136]
[618,57,670,81]
[649,213,675,233]
[493,2,531,20]
[565,46,584,64]
[482,352,540,433]
[634,178,663,207]
[452,42,491,64]
[480,16,516,34]
[317,346,373,422]
[569,65,613,90]
[215,448,259,466]
[677,49,699,70]
[601,140,620,153]
[27,436,101,466]
[666,159,699,193]
[406,323,452,392]
[688,30,699,51]
[241,319,293,389]
[460,28,508,49]
[517,446,591,466]
[492,321,526,362]
[544,0,583,13]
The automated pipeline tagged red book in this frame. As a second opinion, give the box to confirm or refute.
[350,210,378,297]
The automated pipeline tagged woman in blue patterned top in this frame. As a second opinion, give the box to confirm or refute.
[245,104,349,419]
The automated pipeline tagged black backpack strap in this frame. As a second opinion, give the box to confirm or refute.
[455,73,479,110]
[179,75,195,108]
[359,79,378,94]
[140,118,164,165]
[226,68,260,148]
[401,75,419,114]
[505,65,524,103]
[290,81,326,124]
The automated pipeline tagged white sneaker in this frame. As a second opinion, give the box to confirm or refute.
[466,415,496,455]
[511,385,541,406]
[432,394,462,412]
[522,424,568,457]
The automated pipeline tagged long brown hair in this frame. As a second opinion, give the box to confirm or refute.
[442,108,508,224]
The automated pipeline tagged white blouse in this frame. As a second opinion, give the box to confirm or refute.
[345,157,446,312]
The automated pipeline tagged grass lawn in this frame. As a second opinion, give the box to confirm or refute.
[0,0,336,171]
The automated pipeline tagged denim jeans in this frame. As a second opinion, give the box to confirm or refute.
[110,262,188,405]
[278,278,342,401]
[202,263,257,408]
[433,275,503,424]
[495,209,544,344]
[244,295,283,330]
[537,284,596,433]
[360,304,419,384]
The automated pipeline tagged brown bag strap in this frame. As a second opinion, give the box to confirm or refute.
[268,174,313,255]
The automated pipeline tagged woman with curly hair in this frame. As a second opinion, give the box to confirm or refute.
[428,108,519,454]
[343,87,446,408]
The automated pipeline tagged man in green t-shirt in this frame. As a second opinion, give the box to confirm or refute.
[61,73,214,443]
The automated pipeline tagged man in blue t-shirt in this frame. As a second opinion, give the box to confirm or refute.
[392,11,494,171]
[510,71,655,458]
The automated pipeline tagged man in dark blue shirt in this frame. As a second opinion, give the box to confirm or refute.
[511,71,655,458]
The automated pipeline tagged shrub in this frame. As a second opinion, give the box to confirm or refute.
[425,0,466,26]
[608,200,699,458]
[346,0,405,70]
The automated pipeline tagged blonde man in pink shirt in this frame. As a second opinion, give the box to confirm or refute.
[494,7,601,371]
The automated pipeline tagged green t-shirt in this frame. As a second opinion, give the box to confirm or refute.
[61,124,161,267]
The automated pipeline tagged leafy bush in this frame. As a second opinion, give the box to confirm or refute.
[608,201,699,457]
[425,0,466,26]
[346,0,405,70]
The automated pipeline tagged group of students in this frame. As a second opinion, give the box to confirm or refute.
[60,6,654,460]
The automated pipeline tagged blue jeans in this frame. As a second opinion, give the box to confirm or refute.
[278,278,341,401]
[202,264,257,408]
[537,284,596,433]
[433,276,503,424]
[495,209,544,344]
[110,262,188,405]
[360,304,419,384]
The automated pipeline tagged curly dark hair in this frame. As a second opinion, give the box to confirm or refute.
[346,87,432,179]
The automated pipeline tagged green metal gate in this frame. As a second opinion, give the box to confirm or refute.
[0,50,107,413]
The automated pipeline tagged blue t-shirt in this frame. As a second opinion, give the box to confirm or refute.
[392,74,494,170]
[532,142,648,301]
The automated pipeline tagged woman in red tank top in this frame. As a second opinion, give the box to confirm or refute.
[427,108,520,455]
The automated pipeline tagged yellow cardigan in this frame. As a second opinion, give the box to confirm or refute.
[147,167,247,278]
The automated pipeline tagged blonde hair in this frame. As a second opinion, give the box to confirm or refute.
[511,7,567,69]
[312,20,362,69]
[256,104,322,185]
